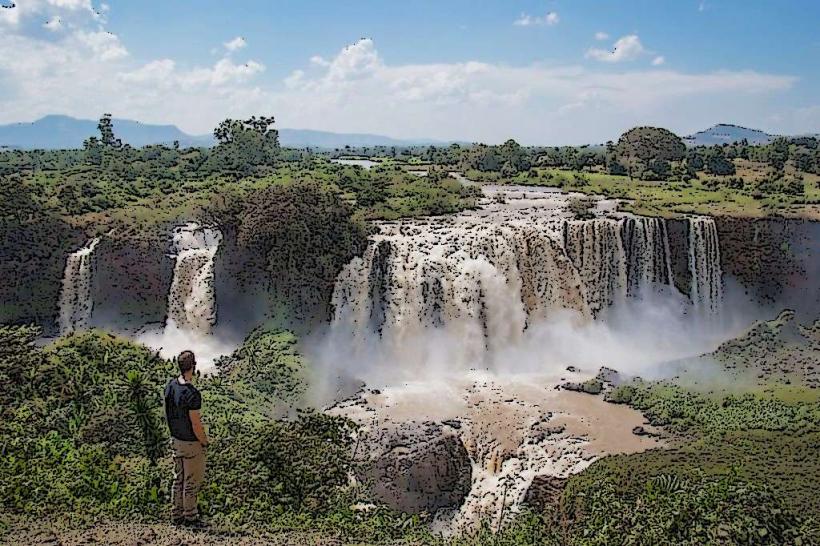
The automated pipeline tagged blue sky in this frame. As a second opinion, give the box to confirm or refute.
[1,0,818,143]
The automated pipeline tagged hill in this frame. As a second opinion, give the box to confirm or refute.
[683,123,773,146]
[0,115,445,150]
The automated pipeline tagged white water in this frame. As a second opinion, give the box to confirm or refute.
[330,187,716,364]
[322,185,732,531]
[58,238,99,335]
[688,216,724,314]
[166,224,221,333]
[139,224,227,371]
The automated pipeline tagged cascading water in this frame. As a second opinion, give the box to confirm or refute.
[331,188,690,354]
[138,223,227,371]
[325,185,729,532]
[688,217,723,314]
[563,219,628,313]
[58,238,100,335]
[331,214,589,368]
[166,224,222,334]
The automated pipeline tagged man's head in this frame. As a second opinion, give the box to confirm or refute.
[178,350,196,377]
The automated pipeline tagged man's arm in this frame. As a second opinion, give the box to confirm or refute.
[189,410,209,447]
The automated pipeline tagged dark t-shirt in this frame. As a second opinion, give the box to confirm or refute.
[164,378,202,442]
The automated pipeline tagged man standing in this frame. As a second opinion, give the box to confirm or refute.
[164,350,209,526]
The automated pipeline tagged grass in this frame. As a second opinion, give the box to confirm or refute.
[467,166,820,219]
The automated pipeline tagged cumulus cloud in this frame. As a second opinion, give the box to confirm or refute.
[594,31,609,41]
[224,36,246,52]
[586,34,646,63]
[75,30,128,60]
[0,10,805,144]
[652,55,666,66]
[514,11,559,27]
[272,39,795,144]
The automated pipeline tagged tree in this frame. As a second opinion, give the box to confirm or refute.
[97,113,122,148]
[616,127,686,179]
[766,137,790,172]
[705,148,736,176]
[647,158,672,179]
[206,116,281,174]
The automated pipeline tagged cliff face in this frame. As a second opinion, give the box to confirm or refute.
[91,230,174,332]
[715,217,819,317]
[5,216,817,335]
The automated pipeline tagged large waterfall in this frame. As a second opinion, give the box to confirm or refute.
[326,188,722,374]
[332,216,589,366]
[331,188,709,360]
[688,217,723,314]
[562,217,673,313]
[166,223,222,334]
[58,238,100,335]
[322,186,730,533]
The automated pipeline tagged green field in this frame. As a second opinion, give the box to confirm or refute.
[465,166,820,219]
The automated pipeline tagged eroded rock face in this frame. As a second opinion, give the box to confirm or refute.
[715,217,819,316]
[523,475,567,512]
[355,421,472,514]
[330,375,661,534]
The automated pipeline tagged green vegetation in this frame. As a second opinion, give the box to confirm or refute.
[337,126,820,219]
[553,381,820,543]
[0,325,433,542]
[0,115,478,325]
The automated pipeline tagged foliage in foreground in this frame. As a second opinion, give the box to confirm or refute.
[3,325,820,544]
[0,326,422,541]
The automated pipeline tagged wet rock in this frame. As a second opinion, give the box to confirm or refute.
[441,419,462,429]
[523,475,567,511]
[561,378,603,395]
[566,365,580,373]
[595,366,622,386]
[356,421,472,514]
[632,425,661,437]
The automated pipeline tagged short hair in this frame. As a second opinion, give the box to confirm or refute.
[178,351,196,373]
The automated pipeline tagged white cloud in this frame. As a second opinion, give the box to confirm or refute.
[75,30,128,60]
[514,11,559,27]
[224,36,246,52]
[47,0,94,10]
[273,39,796,143]
[652,56,666,66]
[1,0,99,28]
[43,16,62,31]
[120,59,176,83]
[586,34,646,63]
[594,31,609,41]
[0,13,804,144]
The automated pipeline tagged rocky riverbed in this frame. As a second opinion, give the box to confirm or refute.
[329,369,661,534]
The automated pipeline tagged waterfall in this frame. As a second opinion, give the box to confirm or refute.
[165,223,222,334]
[562,219,627,314]
[58,238,100,335]
[621,217,674,295]
[688,217,723,314]
[330,187,725,367]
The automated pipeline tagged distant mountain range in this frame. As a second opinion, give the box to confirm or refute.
[683,124,774,146]
[1,116,814,150]
[0,115,447,150]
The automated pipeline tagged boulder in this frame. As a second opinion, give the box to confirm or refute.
[356,421,472,514]
[523,475,567,511]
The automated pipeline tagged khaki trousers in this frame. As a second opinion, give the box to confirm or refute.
[171,438,206,519]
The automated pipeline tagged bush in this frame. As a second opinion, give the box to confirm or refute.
[560,473,816,545]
